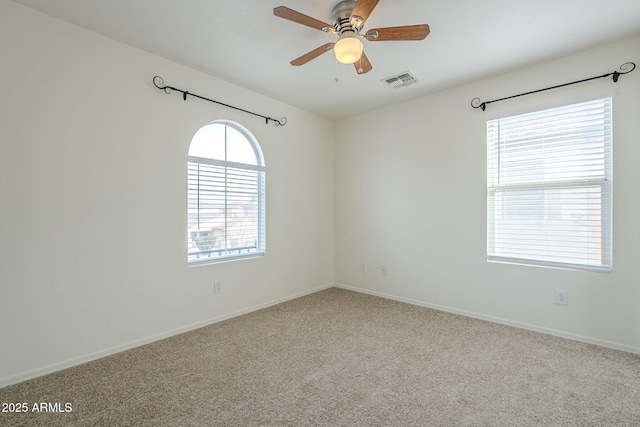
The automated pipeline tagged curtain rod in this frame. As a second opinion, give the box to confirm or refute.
[153,76,287,126]
[470,62,636,111]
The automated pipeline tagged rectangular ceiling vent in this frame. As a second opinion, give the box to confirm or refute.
[382,71,418,89]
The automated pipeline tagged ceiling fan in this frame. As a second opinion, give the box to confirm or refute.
[273,0,430,75]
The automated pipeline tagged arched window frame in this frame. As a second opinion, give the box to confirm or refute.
[187,120,265,264]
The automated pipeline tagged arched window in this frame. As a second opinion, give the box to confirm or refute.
[187,120,265,264]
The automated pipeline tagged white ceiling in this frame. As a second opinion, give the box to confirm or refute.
[12,0,640,120]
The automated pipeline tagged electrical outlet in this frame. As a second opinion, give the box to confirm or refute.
[360,262,367,273]
[214,281,222,295]
[380,265,386,276]
[555,289,568,305]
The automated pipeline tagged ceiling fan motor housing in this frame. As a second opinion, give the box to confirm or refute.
[332,0,361,36]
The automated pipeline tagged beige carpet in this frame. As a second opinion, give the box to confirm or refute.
[1,288,639,426]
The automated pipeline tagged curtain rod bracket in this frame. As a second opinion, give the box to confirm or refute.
[471,62,635,110]
[152,76,287,126]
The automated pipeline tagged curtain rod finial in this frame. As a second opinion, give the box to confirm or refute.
[471,97,486,110]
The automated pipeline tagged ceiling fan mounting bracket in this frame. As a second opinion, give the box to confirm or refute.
[365,30,379,41]
[351,16,365,30]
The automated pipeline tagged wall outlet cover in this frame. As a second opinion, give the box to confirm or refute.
[555,289,568,305]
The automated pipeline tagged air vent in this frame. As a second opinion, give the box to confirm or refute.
[382,71,418,89]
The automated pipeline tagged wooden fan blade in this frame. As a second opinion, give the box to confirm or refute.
[350,0,380,25]
[366,24,430,41]
[274,6,332,31]
[291,43,334,66]
[354,50,373,75]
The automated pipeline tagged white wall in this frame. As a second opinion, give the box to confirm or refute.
[0,2,334,386]
[335,35,640,353]
[2,1,638,389]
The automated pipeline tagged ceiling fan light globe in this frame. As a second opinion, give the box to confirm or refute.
[334,37,363,64]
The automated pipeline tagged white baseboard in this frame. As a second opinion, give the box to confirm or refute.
[334,283,640,356]
[0,283,334,388]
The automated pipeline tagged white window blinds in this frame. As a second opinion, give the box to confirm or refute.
[487,97,612,272]
[187,121,265,264]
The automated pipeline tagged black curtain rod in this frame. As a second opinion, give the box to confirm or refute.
[153,76,287,126]
[471,62,636,111]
